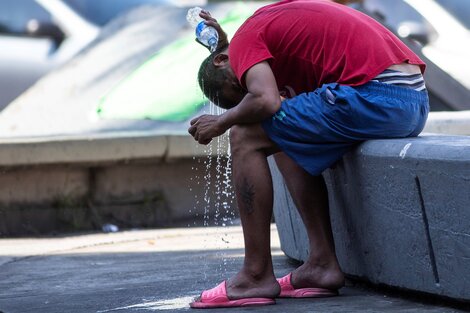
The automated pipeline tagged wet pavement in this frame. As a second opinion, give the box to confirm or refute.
[0,225,468,313]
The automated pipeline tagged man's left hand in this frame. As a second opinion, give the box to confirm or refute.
[188,114,227,145]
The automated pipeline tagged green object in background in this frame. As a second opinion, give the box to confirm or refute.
[97,4,253,122]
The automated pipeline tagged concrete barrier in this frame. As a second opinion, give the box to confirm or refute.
[270,135,470,301]
[0,133,233,236]
[423,110,470,136]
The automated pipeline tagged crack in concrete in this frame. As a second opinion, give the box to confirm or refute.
[443,253,470,260]
[429,227,470,239]
[382,205,422,220]
[415,176,440,286]
[364,193,422,220]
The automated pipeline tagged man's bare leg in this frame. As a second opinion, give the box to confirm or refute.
[225,124,281,299]
[274,153,345,290]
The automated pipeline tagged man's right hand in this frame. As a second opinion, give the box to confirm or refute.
[199,10,229,50]
[188,114,227,145]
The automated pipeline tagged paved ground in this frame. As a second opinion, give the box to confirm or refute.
[0,225,468,313]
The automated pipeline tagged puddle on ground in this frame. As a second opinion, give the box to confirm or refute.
[97,296,195,312]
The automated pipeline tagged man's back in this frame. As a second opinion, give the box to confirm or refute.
[229,0,424,97]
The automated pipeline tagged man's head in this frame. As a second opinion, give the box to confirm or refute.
[198,45,247,109]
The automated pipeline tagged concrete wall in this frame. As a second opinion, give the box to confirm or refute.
[0,134,234,236]
[0,159,232,236]
[271,135,470,301]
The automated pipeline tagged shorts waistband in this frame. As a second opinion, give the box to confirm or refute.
[353,80,429,103]
[372,69,426,91]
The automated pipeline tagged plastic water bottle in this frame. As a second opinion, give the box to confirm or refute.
[187,7,219,52]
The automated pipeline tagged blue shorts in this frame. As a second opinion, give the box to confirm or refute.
[261,81,429,176]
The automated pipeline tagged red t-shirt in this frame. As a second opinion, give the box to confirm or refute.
[229,0,425,97]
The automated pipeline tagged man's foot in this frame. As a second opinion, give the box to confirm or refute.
[276,261,344,298]
[278,273,338,298]
[190,267,280,308]
[190,281,275,308]
[225,268,281,300]
[290,261,345,290]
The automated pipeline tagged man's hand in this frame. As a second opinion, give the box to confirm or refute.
[199,10,229,50]
[188,114,227,145]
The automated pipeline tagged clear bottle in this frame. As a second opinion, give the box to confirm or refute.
[186,7,219,52]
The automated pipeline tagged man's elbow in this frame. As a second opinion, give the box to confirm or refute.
[260,94,281,117]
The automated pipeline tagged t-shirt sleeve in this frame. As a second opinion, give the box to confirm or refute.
[229,31,273,88]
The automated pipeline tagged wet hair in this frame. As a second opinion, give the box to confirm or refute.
[197,44,239,109]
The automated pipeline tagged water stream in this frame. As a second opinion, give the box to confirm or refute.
[190,100,237,281]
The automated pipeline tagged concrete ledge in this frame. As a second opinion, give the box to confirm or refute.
[0,132,228,166]
[271,135,470,301]
[423,110,470,135]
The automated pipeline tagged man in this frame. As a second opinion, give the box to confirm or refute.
[188,0,429,308]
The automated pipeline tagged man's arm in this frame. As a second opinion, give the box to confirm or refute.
[219,61,281,127]
[188,61,281,145]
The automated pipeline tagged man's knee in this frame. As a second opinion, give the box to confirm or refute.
[230,125,251,155]
[230,124,279,156]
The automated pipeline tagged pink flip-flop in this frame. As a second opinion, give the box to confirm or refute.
[190,281,276,309]
[277,273,339,298]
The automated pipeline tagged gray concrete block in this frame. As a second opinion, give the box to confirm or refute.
[418,171,470,299]
[0,133,232,167]
[93,159,228,220]
[0,135,168,166]
[0,166,88,204]
[324,155,437,293]
[0,155,236,236]
[272,135,470,301]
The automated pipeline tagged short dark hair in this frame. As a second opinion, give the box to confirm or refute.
[197,44,238,109]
